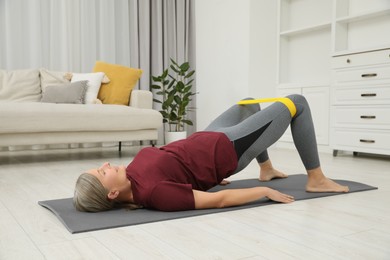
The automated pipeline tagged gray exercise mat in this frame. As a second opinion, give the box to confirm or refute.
[38,174,377,234]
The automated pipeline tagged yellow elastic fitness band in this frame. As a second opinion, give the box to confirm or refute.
[237,97,297,118]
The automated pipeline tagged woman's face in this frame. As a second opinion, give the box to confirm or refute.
[87,162,127,190]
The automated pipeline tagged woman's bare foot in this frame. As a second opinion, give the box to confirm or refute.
[259,160,288,182]
[260,168,288,182]
[219,179,231,185]
[306,167,349,193]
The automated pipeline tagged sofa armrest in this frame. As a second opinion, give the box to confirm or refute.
[129,90,154,109]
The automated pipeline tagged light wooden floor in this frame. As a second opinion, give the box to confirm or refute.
[0,145,389,260]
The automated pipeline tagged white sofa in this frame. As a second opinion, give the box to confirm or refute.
[0,69,162,149]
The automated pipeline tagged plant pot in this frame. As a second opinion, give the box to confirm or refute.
[165,131,187,144]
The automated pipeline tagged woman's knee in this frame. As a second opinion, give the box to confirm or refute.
[239,97,261,111]
[286,94,308,106]
[286,94,311,116]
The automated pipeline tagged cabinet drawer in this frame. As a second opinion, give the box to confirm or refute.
[332,106,390,129]
[331,129,390,151]
[334,66,390,85]
[332,85,390,105]
[332,49,390,69]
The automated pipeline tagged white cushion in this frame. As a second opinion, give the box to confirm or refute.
[0,69,41,101]
[40,68,71,93]
[71,72,104,104]
[0,102,162,134]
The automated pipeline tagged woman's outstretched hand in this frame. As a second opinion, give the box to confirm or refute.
[266,188,295,203]
[194,186,294,210]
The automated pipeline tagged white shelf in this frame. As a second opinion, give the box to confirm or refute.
[278,82,330,89]
[280,22,331,37]
[278,0,390,84]
[332,5,390,54]
[336,7,390,24]
[333,44,390,57]
[279,0,332,34]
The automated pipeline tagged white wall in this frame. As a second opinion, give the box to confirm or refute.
[195,0,251,130]
[249,0,278,99]
[195,0,277,130]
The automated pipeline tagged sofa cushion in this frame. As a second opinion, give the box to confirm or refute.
[40,68,71,94]
[0,102,162,134]
[41,81,88,104]
[71,72,105,104]
[93,61,143,106]
[0,69,41,101]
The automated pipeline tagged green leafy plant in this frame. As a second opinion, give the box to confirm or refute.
[151,58,196,132]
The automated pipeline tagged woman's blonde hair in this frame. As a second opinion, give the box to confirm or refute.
[73,173,141,212]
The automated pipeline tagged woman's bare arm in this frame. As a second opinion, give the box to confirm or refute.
[193,187,294,209]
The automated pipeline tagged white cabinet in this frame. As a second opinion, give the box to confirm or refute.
[277,0,390,154]
[330,48,390,156]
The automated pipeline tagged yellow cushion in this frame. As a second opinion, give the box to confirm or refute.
[93,61,143,105]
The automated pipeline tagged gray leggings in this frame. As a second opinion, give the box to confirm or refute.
[204,94,320,173]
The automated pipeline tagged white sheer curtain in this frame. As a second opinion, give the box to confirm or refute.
[0,0,196,150]
[0,0,195,88]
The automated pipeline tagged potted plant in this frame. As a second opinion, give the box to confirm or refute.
[151,58,196,144]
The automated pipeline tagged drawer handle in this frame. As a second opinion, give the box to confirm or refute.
[360,139,375,144]
[361,73,377,78]
[361,93,377,97]
[360,115,376,119]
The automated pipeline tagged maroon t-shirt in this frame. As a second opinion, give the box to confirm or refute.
[126,131,238,211]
